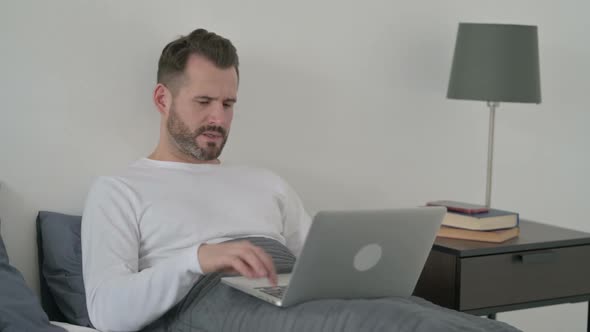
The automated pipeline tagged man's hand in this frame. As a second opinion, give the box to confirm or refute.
[198,240,278,286]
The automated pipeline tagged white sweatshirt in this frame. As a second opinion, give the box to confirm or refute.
[81,158,312,332]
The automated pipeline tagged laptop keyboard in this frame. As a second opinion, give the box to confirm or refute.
[255,286,286,299]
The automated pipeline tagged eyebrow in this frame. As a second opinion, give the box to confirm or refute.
[193,95,237,103]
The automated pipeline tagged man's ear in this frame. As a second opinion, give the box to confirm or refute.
[153,83,172,115]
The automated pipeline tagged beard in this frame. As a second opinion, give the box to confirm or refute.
[166,105,228,161]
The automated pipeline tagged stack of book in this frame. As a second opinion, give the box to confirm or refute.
[426,200,519,243]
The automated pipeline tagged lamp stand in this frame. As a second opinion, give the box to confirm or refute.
[485,101,499,208]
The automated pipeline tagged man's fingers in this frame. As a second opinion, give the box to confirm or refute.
[227,256,255,278]
[232,243,277,285]
[242,243,276,279]
[251,246,277,285]
[241,249,269,278]
[231,242,270,276]
[208,241,277,285]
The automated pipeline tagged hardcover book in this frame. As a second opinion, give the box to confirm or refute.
[437,226,519,243]
[441,209,519,231]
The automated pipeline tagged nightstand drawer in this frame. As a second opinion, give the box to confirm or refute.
[459,245,590,310]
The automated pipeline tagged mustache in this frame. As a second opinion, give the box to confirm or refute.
[195,125,227,138]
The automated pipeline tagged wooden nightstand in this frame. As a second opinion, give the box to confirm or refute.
[413,220,590,331]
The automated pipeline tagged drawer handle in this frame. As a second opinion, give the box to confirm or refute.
[516,251,557,264]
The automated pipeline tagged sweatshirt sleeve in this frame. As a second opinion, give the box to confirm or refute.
[279,180,312,257]
[81,177,202,332]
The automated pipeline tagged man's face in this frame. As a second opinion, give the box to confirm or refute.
[166,55,238,161]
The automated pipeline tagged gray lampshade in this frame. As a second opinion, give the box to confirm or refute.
[447,23,541,103]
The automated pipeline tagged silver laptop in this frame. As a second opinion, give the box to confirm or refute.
[221,207,446,307]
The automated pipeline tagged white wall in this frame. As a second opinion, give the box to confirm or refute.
[1,0,588,330]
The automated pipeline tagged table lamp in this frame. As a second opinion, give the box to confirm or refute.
[447,23,541,208]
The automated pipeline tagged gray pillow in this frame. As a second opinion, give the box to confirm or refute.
[0,220,66,332]
[37,211,92,327]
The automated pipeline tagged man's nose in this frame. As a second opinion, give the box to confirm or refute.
[207,102,226,125]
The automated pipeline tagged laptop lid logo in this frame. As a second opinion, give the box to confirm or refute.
[353,243,382,272]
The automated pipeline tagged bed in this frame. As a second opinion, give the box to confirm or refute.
[49,322,98,332]
[33,211,520,332]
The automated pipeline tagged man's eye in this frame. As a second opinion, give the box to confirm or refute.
[198,100,210,105]
[223,103,233,108]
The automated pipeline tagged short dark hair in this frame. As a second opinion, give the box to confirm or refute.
[157,28,239,94]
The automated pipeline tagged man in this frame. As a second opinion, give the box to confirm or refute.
[83,28,520,332]
[81,28,311,331]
